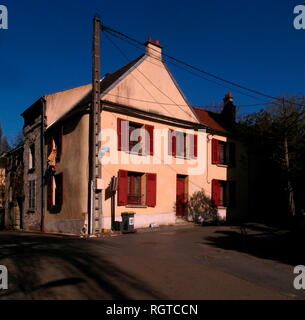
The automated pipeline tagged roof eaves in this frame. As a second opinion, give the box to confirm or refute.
[100,54,145,97]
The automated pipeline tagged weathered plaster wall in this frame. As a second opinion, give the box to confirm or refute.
[43,114,89,235]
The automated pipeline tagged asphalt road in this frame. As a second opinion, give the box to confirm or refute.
[0,224,304,300]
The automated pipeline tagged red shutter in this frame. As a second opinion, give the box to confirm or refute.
[212,139,220,165]
[47,176,53,209]
[117,118,129,151]
[146,173,157,207]
[168,129,178,157]
[118,170,128,206]
[169,130,177,157]
[189,134,198,158]
[145,124,154,156]
[212,179,221,207]
[194,134,198,158]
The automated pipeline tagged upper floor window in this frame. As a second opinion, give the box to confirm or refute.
[168,130,198,159]
[212,139,236,166]
[47,126,63,167]
[117,118,154,156]
[29,144,35,171]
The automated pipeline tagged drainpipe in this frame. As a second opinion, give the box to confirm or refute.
[40,96,46,233]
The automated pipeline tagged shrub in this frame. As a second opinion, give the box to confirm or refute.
[187,190,218,224]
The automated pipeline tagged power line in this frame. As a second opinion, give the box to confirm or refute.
[101,24,305,109]
[103,27,271,105]
[103,31,271,109]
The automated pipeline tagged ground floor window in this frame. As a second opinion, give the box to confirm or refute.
[212,180,236,208]
[47,173,63,213]
[127,172,143,205]
[29,180,36,210]
[118,170,157,207]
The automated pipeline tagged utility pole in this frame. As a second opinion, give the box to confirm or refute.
[88,16,102,235]
[282,98,296,218]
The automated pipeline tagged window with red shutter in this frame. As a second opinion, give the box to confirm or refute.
[118,170,128,206]
[188,134,198,159]
[169,130,179,157]
[144,124,154,156]
[117,118,129,152]
[212,179,221,207]
[212,139,220,165]
[146,173,157,207]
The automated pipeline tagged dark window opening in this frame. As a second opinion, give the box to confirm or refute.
[29,180,36,210]
[212,139,236,167]
[127,172,143,205]
[212,180,236,208]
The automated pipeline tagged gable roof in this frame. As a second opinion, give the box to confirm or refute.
[100,55,145,93]
[22,52,200,128]
[191,106,228,134]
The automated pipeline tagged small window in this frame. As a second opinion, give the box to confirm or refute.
[212,139,236,166]
[212,180,236,208]
[47,173,63,213]
[127,172,144,205]
[129,122,144,154]
[219,142,228,165]
[117,119,154,156]
[169,130,198,159]
[29,180,36,210]
[47,126,63,166]
[29,144,35,171]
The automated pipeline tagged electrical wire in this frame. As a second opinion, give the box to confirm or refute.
[101,24,305,109]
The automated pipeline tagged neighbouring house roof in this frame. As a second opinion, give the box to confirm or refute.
[21,55,146,128]
[191,106,228,134]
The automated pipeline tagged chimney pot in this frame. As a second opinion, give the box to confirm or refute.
[154,39,160,45]
[148,36,153,42]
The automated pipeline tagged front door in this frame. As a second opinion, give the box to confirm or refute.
[176,175,187,217]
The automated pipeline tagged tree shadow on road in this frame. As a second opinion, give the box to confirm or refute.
[0,233,164,300]
[204,225,305,266]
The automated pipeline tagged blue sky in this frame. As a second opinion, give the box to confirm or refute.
[0,0,304,140]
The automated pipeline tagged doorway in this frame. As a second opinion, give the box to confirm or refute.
[176,175,188,217]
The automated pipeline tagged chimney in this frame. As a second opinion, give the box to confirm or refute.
[145,36,163,60]
[221,93,236,128]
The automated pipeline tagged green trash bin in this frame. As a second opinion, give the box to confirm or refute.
[121,212,136,233]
